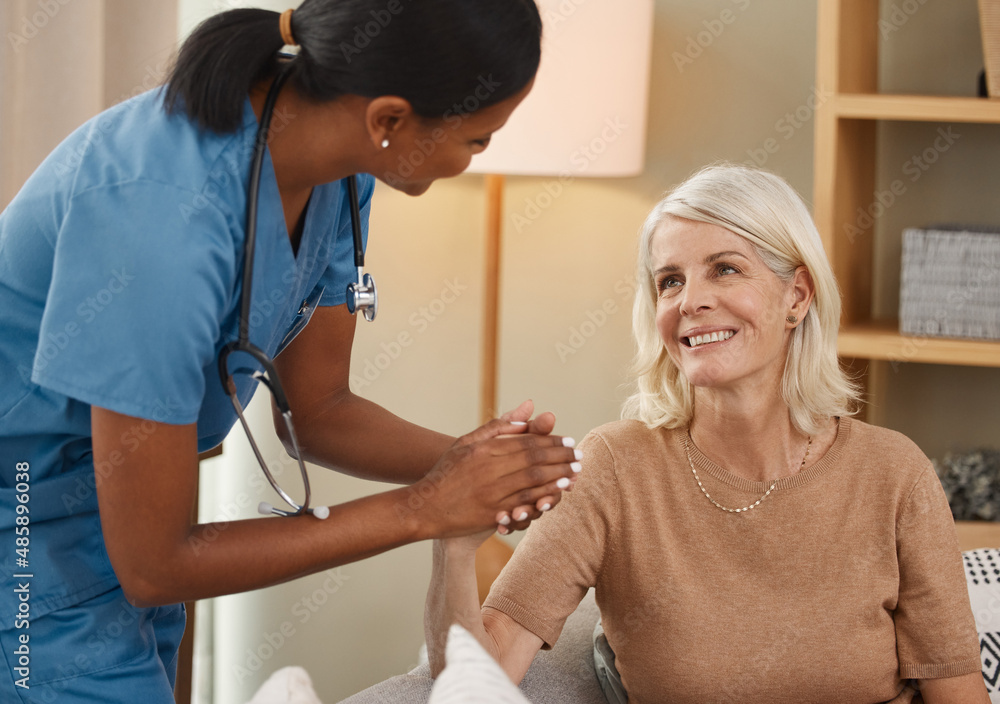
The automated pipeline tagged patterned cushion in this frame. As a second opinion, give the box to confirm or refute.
[964,548,1000,702]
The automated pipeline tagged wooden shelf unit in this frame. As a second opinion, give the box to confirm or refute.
[956,521,1000,551]
[814,0,1000,416]
[839,321,1000,368]
[835,94,1000,123]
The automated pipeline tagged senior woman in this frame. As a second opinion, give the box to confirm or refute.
[425,164,988,703]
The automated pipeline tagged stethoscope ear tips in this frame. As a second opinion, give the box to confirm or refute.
[311,505,330,520]
[259,501,275,516]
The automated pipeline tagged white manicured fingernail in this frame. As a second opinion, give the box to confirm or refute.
[562,437,576,447]
[497,525,508,535]
[510,421,527,426]
[498,515,511,526]
[556,477,570,489]
[515,511,528,521]
[571,462,582,473]
[541,503,551,511]
[574,449,583,461]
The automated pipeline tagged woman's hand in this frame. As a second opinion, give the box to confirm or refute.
[411,401,579,540]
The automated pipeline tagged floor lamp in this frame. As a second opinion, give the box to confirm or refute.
[466,0,655,424]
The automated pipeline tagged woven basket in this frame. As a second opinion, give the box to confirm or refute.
[982,0,1000,97]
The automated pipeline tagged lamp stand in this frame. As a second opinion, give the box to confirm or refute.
[480,174,504,424]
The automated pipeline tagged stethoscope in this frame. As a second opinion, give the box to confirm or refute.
[217,65,377,520]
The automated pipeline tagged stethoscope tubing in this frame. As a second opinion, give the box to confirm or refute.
[222,63,375,520]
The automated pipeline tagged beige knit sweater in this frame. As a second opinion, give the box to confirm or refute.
[484,417,980,704]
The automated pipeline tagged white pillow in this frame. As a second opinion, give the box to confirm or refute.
[964,548,1000,703]
[427,624,531,704]
[245,666,324,704]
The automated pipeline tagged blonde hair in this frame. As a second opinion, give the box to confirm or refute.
[621,163,860,435]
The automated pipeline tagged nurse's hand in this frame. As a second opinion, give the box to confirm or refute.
[411,404,578,540]
[493,403,576,535]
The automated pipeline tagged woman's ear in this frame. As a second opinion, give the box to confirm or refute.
[364,96,414,150]
[788,265,815,323]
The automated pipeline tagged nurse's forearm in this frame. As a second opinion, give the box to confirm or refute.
[132,488,426,606]
[94,406,577,608]
[273,305,453,483]
[283,390,454,484]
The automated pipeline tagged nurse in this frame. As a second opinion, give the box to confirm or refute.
[0,1,577,701]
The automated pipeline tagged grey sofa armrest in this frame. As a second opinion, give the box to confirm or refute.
[339,590,605,704]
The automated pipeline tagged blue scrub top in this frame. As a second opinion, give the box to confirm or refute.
[0,89,373,629]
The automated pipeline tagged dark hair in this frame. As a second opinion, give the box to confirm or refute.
[164,0,542,133]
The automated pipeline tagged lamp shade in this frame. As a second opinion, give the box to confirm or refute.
[467,0,654,178]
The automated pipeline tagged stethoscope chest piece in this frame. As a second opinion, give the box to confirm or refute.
[347,270,378,322]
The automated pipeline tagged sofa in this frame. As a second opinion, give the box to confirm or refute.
[246,547,1000,703]
[339,588,606,704]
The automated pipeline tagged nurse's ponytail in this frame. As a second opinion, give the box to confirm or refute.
[165,0,542,134]
[164,9,284,133]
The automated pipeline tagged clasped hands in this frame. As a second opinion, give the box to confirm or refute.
[414,400,580,543]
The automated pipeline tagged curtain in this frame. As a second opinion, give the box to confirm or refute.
[0,0,177,208]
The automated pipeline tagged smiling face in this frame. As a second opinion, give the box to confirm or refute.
[650,216,806,393]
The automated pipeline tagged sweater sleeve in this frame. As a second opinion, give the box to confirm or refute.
[894,465,981,679]
[483,431,620,649]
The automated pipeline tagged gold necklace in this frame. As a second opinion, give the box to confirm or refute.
[682,431,812,514]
